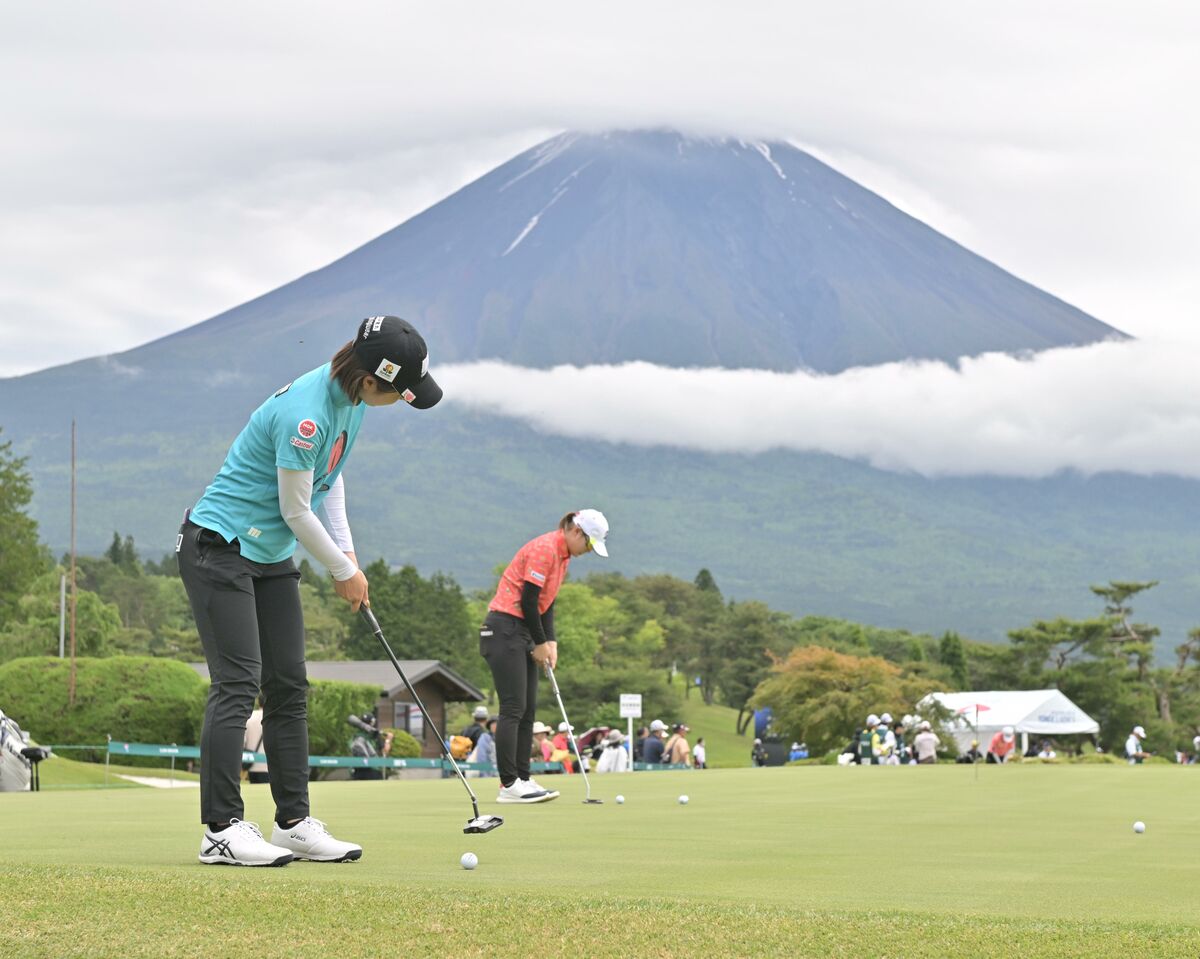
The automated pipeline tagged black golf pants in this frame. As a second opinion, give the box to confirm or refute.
[178,519,310,825]
[480,611,538,787]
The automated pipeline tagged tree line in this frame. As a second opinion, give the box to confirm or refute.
[3,426,1199,756]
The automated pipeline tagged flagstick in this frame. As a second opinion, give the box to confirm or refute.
[974,704,979,781]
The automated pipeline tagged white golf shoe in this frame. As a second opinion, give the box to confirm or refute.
[496,778,557,803]
[522,776,560,799]
[271,817,362,862]
[199,819,293,867]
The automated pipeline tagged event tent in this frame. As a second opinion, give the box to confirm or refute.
[919,689,1100,755]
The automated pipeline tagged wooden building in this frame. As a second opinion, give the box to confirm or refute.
[189,660,485,760]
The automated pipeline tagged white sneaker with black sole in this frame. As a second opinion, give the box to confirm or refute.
[199,819,293,867]
[496,779,557,803]
[271,817,362,862]
[522,776,560,799]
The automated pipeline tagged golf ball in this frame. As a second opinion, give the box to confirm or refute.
[460,852,478,870]
[678,794,689,805]
[615,795,625,804]
[1133,821,1146,834]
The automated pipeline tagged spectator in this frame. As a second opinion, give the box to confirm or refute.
[468,718,498,774]
[897,720,912,763]
[460,706,489,748]
[956,740,983,764]
[986,726,1019,763]
[788,742,804,762]
[693,737,707,769]
[912,721,940,765]
[243,707,269,784]
[531,721,554,762]
[878,713,896,764]
[596,729,628,773]
[664,724,692,767]
[751,738,769,767]
[858,714,880,765]
[633,726,648,763]
[1036,740,1057,759]
[1125,725,1150,764]
[643,719,669,764]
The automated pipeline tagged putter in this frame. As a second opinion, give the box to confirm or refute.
[360,606,503,834]
[544,663,603,804]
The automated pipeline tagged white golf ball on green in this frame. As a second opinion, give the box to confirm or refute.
[1133,821,1146,834]
[615,795,625,804]
[460,852,478,870]
[678,794,689,805]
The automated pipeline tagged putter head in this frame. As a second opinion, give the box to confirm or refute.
[583,799,603,804]
[464,815,504,834]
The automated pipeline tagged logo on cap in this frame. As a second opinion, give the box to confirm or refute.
[401,388,416,403]
[375,359,400,383]
[298,419,317,438]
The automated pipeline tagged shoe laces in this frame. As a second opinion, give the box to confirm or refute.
[293,816,328,835]
[227,818,264,840]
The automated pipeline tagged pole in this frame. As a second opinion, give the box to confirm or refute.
[68,420,78,707]
[58,574,66,658]
[628,717,633,772]
[974,705,980,782]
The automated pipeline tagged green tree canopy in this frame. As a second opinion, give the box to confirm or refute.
[0,430,50,626]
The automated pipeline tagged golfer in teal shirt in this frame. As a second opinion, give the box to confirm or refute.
[179,316,441,867]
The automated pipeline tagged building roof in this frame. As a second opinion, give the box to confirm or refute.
[188,660,484,703]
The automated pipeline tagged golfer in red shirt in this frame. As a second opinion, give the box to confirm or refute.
[480,509,609,803]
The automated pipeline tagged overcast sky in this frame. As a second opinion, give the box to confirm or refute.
[1,1,1196,391]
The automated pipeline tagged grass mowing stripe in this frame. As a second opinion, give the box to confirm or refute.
[4,867,1199,959]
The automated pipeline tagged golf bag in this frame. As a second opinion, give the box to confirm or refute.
[0,706,32,793]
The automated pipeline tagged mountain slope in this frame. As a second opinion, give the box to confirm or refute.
[0,129,1121,436]
[2,129,1174,647]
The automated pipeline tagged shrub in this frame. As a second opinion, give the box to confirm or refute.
[0,656,206,761]
[306,679,383,756]
[382,728,421,759]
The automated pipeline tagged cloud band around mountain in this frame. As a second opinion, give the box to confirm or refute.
[437,338,1200,479]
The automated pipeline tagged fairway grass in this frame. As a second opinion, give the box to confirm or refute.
[3,765,1198,958]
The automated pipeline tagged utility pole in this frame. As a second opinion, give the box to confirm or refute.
[68,420,78,706]
[58,573,66,658]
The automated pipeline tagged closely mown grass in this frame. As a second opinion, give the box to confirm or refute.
[3,764,1198,958]
[35,754,200,789]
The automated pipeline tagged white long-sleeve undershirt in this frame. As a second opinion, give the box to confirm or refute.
[315,473,355,553]
[277,468,357,581]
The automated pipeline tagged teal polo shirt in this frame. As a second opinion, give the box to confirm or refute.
[190,363,365,563]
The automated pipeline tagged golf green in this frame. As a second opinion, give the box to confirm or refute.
[3,765,1197,957]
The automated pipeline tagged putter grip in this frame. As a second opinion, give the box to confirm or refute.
[360,606,380,633]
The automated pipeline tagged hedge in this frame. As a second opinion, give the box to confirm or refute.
[0,657,396,764]
[0,656,207,761]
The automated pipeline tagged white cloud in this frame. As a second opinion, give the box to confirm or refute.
[437,338,1200,479]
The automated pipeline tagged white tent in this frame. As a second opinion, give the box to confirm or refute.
[919,689,1100,755]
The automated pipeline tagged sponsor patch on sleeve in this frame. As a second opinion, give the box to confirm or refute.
[290,436,315,450]
[529,569,547,584]
[298,419,318,438]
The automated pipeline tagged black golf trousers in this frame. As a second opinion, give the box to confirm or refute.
[480,611,539,787]
[177,519,310,825]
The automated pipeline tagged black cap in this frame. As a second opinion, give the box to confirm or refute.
[353,315,442,409]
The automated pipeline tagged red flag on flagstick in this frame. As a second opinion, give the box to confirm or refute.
[957,704,990,714]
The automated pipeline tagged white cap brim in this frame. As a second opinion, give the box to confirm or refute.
[589,536,608,557]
